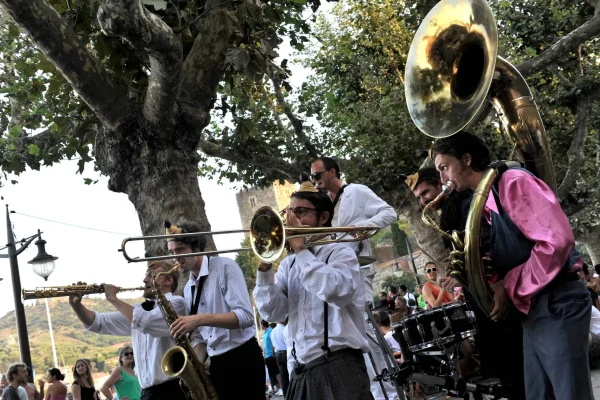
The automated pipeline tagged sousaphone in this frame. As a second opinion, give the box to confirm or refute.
[405,0,557,314]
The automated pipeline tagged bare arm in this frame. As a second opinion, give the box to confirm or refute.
[71,384,81,400]
[69,295,95,327]
[194,344,208,363]
[43,384,51,400]
[100,368,122,400]
[432,287,447,307]
[422,285,436,308]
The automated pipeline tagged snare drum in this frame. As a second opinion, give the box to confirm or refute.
[392,302,476,352]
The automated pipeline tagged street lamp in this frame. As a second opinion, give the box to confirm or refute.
[1,205,58,374]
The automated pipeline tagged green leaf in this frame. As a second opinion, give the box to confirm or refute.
[28,144,40,156]
[225,48,251,71]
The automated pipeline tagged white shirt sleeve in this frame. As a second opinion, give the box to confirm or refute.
[253,257,291,323]
[132,296,188,337]
[354,185,397,228]
[85,311,132,336]
[17,386,28,400]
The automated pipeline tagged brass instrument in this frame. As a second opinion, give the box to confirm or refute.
[120,206,380,264]
[154,264,218,400]
[405,0,557,314]
[22,285,144,300]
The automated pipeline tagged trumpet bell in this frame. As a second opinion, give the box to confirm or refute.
[250,206,286,263]
[405,0,498,138]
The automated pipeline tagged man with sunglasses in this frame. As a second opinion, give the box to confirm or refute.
[310,156,397,400]
[254,180,370,400]
[68,261,188,400]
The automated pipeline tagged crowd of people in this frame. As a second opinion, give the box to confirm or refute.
[2,131,599,400]
[1,349,141,400]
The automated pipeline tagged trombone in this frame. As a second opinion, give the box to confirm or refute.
[120,206,380,264]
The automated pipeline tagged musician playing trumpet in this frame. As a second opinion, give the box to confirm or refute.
[253,180,371,400]
[68,261,187,400]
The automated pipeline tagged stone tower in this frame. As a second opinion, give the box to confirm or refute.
[236,180,297,229]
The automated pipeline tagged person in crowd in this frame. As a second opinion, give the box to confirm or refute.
[376,311,402,362]
[432,130,593,400]
[399,285,417,310]
[254,179,370,400]
[270,320,290,396]
[388,286,399,303]
[100,346,141,400]
[3,364,28,400]
[580,263,600,309]
[165,219,266,400]
[261,320,281,396]
[311,156,397,400]
[421,263,453,308]
[416,285,427,310]
[43,369,67,400]
[71,360,97,400]
[21,367,40,400]
[392,297,413,322]
[68,261,187,400]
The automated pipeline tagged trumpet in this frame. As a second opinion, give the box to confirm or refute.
[120,206,380,264]
[22,285,145,300]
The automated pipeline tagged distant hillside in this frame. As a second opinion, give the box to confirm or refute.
[0,297,144,375]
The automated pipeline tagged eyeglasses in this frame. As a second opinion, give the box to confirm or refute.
[426,267,437,273]
[310,170,328,181]
[122,352,134,356]
[287,206,317,218]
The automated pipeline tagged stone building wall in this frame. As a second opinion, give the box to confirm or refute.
[236,181,296,229]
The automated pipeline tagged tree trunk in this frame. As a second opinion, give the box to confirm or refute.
[576,226,600,266]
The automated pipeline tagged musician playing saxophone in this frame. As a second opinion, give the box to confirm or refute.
[68,261,187,400]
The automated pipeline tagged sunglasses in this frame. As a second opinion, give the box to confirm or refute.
[426,267,437,273]
[122,352,134,356]
[310,170,328,181]
[287,206,317,218]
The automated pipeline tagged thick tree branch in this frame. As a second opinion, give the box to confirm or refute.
[558,98,590,200]
[0,0,129,128]
[267,66,319,159]
[97,0,183,126]
[198,139,302,181]
[517,12,600,77]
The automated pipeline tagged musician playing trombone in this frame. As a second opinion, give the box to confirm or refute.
[68,261,187,400]
[253,180,371,400]
[431,130,594,400]
[165,220,266,400]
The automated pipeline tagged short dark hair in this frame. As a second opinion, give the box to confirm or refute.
[425,261,436,268]
[260,320,269,328]
[379,291,387,298]
[291,189,334,227]
[583,263,590,276]
[399,285,407,292]
[431,131,491,172]
[311,156,341,178]
[169,220,207,252]
[47,368,65,381]
[377,311,391,327]
[389,286,398,295]
[415,167,440,188]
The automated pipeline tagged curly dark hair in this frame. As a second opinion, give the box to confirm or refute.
[415,167,440,188]
[164,220,207,252]
[311,156,341,178]
[431,131,491,172]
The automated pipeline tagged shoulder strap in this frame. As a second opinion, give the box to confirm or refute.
[190,256,210,315]
[332,184,349,208]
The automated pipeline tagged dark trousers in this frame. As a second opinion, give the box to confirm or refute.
[275,350,290,396]
[140,379,187,400]
[522,279,594,400]
[466,290,526,400]
[286,348,371,400]
[265,355,280,389]
[209,337,266,400]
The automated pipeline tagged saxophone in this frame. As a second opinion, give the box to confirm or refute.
[153,264,219,400]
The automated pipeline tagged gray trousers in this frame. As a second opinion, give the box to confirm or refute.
[286,348,372,400]
[523,279,594,400]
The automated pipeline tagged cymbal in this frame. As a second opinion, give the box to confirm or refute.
[358,256,377,266]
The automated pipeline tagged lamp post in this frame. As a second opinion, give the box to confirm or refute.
[405,238,421,285]
[1,205,58,374]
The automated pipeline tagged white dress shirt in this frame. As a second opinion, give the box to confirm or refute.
[85,292,186,389]
[254,243,368,364]
[271,323,287,352]
[333,184,397,277]
[184,256,256,357]
[384,330,401,353]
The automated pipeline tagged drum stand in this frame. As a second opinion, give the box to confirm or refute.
[365,303,407,400]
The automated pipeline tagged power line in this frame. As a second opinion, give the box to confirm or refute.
[13,212,137,236]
